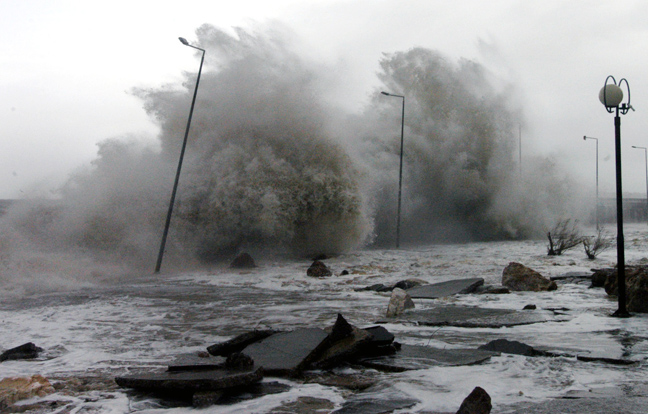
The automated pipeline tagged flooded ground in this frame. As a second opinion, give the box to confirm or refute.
[1,224,648,413]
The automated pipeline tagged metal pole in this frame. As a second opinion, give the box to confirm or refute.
[613,111,629,316]
[155,39,205,274]
[584,136,600,228]
[644,148,648,223]
[396,96,405,248]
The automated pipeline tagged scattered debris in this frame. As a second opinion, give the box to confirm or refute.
[0,342,43,362]
[386,288,415,317]
[502,262,557,291]
[307,260,333,277]
[407,278,484,299]
[230,252,256,269]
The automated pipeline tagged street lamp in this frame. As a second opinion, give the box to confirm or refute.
[155,37,206,273]
[381,91,405,248]
[583,136,600,229]
[631,145,648,224]
[599,75,634,317]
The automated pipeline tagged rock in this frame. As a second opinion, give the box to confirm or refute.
[310,327,372,369]
[0,375,55,410]
[354,283,388,292]
[456,386,492,414]
[591,268,613,288]
[478,339,543,356]
[341,270,349,275]
[502,262,557,292]
[407,278,485,299]
[207,329,278,356]
[393,279,426,290]
[307,260,332,277]
[386,288,415,317]
[0,342,43,362]
[523,304,537,310]
[604,266,648,313]
[363,326,395,346]
[230,252,256,269]
[225,352,254,369]
[477,285,510,294]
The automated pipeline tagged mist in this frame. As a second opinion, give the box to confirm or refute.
[0,23,585,289]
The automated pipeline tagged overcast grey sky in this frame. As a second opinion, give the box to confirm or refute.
[2,0,648,200]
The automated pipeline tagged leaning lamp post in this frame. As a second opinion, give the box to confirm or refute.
[155,37,206,273]
[599,75,634,317]
[381,91,405,248]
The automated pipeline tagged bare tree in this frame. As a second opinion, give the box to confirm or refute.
[583,227,613,259]
[547,219,582,256]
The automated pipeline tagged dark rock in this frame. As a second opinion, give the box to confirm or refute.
[354,283,387,292]
[225,352,254,369]
[407,278,485,299]
[523,304,537,310]
[207,329,277,356]
[456,386,492,414]
[576,355,638,365]
[307,260,332,277]
[356,344,497,372]
[310,327,372,369]
[115,367,263,394]
[326,313,355,343]
[477,285,510,294]
[0,342,43,362]
[363,326,395,346]
[604,266,648,313]
[591,268,612,288]
[242,328,329,376]
[394,279,425,290]
[478,339,543,356]
[502,262,557,291]
[230,252,256,269]
[341,270,349,275]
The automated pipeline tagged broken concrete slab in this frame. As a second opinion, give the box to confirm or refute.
[168,354,227,372]
[406,278,484,299]
[310,327,372,369]
[356,344,497,372]
[398,305,549,328]
[363,326,395,346]
[207,329,278,356]
[242,328,329,376]
[193,381,290,407]
[115,367,263,394]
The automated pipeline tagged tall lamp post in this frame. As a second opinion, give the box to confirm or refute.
[631,145,648,224]
[155,37,206,274]
[583,136,600,229]
[599,75,633,317]
[381,91,405,248]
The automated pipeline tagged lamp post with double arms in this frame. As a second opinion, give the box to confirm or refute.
[599,75,634,317]
[381,91,405,248]
[155,37,206,274]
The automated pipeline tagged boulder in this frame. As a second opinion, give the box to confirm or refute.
[307,260,332,277]
[230,253,256,269]
[386,288,415,317]
[604,266,648,313]
[456,386,492,414]
[0,342,43,362]
[591,268,613,288]
[502,262,557,292]
[0,375,55,410]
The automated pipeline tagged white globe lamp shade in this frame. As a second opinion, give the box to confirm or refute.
[599,84,624,108]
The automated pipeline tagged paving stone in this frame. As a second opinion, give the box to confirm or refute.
[407,278,484,299]
[115,367,263,393]
[356,344,497,372]
[168,354,226,371]
[400,305,548,328]
[242,328,329,376]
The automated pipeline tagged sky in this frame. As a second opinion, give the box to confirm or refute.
[2,0,648,200]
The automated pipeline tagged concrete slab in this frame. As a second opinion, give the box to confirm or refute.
[115,367,263,393]
[407,278,484,299]
[168,354,226,371]
[400,305,549,328]
[356,344,497,372]
[242,328,329,376]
